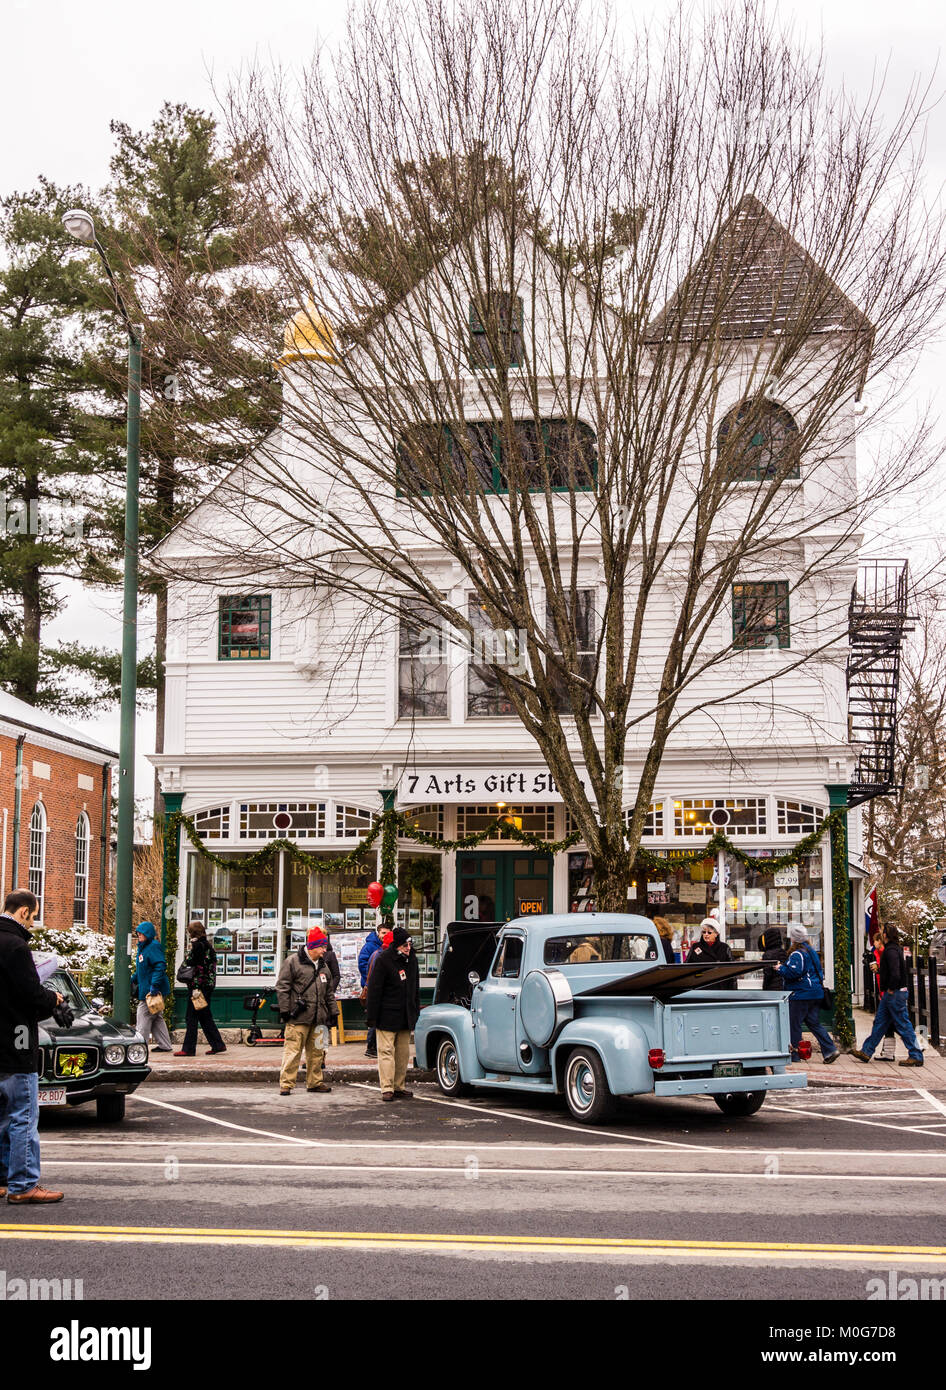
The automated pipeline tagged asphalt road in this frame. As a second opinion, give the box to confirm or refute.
[3,1079,945,1307]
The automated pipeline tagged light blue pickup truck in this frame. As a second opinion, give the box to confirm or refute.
[414,914,807,1123]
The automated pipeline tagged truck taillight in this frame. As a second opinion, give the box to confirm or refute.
[648,1048,665,1069]
[798,1040,812,1060]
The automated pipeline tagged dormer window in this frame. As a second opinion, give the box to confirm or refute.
[469,293,524,370]
[717,399,800,481]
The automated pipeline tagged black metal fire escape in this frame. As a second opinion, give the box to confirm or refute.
[846,560,913,807]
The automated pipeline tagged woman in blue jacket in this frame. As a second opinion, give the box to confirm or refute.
[774,924,839,1064]
[134,921,173,1052]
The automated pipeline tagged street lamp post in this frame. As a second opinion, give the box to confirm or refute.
[63,210,141,1022]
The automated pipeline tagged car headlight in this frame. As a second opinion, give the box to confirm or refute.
[104,1044,126,1065]
[126,1044,148,1065]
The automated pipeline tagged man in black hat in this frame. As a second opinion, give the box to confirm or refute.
[364,927,420,1102]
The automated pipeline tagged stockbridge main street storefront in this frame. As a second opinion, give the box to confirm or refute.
[157,759,864,1039]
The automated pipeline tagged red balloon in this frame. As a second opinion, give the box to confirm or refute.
[366,881,384,908]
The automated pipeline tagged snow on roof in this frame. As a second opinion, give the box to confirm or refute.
[0,689,117,761]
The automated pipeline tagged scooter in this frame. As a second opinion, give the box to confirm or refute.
[243,992,286,1046]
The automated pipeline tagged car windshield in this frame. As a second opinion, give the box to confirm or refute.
[544,933,659,965]
[48,970,91,1014]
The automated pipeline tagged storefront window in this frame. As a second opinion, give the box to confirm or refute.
[186,852,278,979]
[457,804,555,839]
[674,797,766,836]
[397,851,442,976]
[724,850,825,958]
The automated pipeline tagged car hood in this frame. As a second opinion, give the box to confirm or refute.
[38,1010,144,1047]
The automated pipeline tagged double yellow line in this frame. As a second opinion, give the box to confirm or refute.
[2,1223,946,1262]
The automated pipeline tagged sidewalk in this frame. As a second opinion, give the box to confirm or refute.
[143,1014,946,1089]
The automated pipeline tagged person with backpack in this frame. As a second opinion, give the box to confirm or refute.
[174,921,226,1057]
[774,924,839,1064]
[851,924,924,1067]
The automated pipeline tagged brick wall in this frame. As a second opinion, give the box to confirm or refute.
[0,732,112,932]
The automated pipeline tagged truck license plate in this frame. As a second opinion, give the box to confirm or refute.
[39,1088,67,1105]
[713,1062,743,1078]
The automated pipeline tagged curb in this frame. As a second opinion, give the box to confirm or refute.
[143,1066,434,1085]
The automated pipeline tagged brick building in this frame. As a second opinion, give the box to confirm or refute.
[0,692,115,931]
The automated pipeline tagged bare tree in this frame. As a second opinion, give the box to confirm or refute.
[866,592,946,910]
[152,0,946,910]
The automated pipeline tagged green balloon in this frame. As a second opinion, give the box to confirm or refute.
[381,884,399,910]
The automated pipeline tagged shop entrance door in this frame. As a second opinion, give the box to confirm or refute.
[456,852,553,922]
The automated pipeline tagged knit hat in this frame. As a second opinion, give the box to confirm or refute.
[306,928,329,950]
[788,924,808,943]
[381,930,394,948]
[698,918,719,934]
[391,927,410,948]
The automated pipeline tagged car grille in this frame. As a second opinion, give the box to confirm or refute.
[53,1046,99,1079]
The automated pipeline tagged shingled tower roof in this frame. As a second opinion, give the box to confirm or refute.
[646,194,873,344]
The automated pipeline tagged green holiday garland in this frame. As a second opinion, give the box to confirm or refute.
[170,804,842,875]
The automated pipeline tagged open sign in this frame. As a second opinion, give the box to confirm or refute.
[518,899,545,914]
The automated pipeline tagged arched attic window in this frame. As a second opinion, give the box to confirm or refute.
[716,399,800,482]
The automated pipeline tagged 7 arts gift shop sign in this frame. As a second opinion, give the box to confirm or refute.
[398,767,590,803]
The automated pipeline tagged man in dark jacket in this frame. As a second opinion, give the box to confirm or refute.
[275,928,337,1095]
[0,888,64,1203]
[759,928,787,990]
[852,925,924,1066]
[365,927,420,1102]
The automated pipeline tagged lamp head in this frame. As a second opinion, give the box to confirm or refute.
[62,209,96,246]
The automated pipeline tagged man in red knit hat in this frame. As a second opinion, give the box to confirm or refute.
[275,927,338,1096]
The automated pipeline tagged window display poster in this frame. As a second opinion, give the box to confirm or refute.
[286,908,303,925]
[423,908,435,930]
[308,907,324,924]
[808,853,822,882]
[423,931,435,949]
[345,908,363,930]
[363,908,378,931]
[647,882,668,904]
[396,908,406,928]
[290,930,307,950]
[261,908,277,921]
[226,908,242,923]
[236,930,255,951]
[243,908,259,922]
[677,882,707,904]
[774,865,800,888]
[331,932,370,999]
[243,953,260,973]
[324,911,344,931]
[260,953,276,975]
[213,929,233,952]
[258,929,276,951]
[225,953,242,974]
[208,908,223,926]
[408,908,421,932]
[190,907,205,922]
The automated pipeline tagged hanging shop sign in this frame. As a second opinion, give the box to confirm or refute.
[398,766,590,803]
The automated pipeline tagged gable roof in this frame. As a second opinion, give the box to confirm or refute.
[646,194,873,345]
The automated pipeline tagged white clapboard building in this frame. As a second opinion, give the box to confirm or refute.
[150,199,907,1023]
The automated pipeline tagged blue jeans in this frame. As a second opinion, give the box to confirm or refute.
[863,989,923,1061]
[789,997,837,1059]
[0,1072,42,1194]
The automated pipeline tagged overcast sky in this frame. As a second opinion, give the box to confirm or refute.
[3,0,945,807]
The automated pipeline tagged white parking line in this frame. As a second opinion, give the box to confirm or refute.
[132,1093,324,1147]
[33,1158,946,1183]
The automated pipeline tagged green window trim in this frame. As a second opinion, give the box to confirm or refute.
[717,399,801,483]
[218,594,272,661]
[469,293,525,371]
[395,418,597,497]
[732,581,790,651]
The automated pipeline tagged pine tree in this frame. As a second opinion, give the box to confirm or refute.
[101,103,280,809]
[0,179,127,715]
